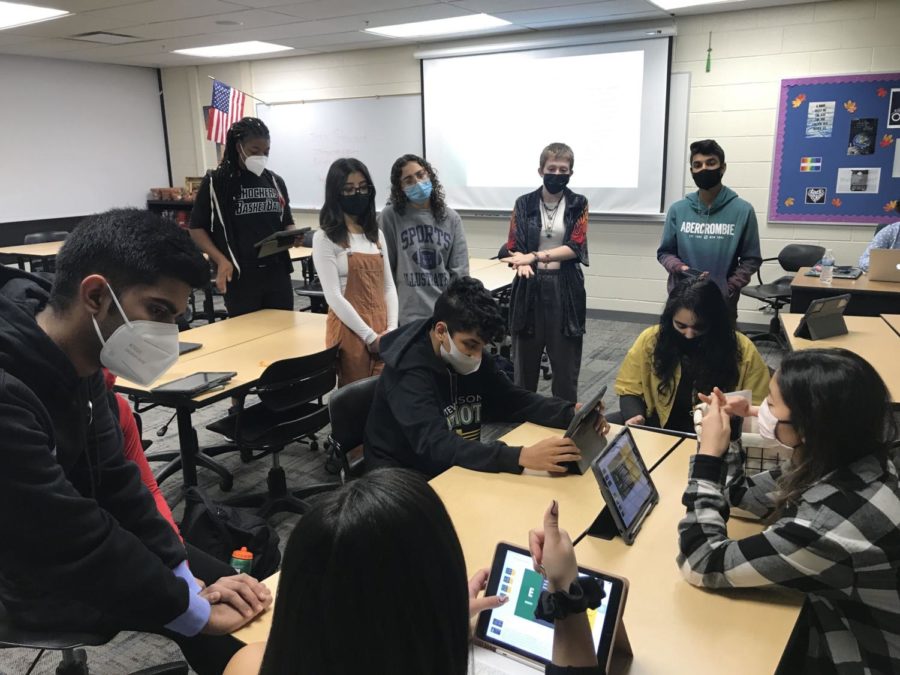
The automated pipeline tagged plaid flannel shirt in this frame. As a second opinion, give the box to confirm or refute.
[677,450,900,674]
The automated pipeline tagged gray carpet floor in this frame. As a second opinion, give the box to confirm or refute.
[0,293,785,675]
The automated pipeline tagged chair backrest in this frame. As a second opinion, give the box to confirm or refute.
[23,231,68,245]
[778,244,826,272]
[255,345,339,412]
[327,375,378,453]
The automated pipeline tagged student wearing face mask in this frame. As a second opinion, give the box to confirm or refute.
[364,277,609,478]
[0,210,272,674]
[190,116,302,317]
[503,143,589,403]
[657,139,761,318]
[612,278,769,432]
[313,158,398,386]
[379,154,469,322]
[681,349,900,674]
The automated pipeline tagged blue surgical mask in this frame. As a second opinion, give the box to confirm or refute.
[404,180,433,204]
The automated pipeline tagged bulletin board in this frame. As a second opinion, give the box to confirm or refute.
[769,72,900,225]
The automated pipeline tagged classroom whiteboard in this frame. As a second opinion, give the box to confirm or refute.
[0,54,169,224]
[256,95,423,210]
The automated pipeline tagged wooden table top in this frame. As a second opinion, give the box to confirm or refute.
[882,314,900,337]
[175,310,314,362]
[289,246,313,260]
[469,257,502,272]
[430,423,679,579]
[471,261,514,293]
[0,240,65,257]
[574,443,803,675]
[791,267,900,295]
[780,314,900,402]
[117,311,327,397]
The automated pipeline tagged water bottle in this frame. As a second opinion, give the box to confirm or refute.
[820,249,834,285]
[230,546,253,574]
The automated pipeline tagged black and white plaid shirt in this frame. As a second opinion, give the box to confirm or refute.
[677,450,900,674]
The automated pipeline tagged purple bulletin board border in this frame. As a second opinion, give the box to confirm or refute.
[770,72,900,225]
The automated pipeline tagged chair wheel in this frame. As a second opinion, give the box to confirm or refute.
[219,476,234,492]
[308,440,319,452]
[542,369,553,381]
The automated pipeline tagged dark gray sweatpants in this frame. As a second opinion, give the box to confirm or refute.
[512,270,583,403]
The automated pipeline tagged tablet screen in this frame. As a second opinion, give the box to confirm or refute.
[594,430,654,529]
[479,547,616,664]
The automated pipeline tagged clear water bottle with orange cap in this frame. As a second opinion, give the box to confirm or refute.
[230,546,253,574]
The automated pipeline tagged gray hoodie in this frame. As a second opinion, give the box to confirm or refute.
[379,203,469,322]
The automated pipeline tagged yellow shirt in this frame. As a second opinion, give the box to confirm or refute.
[614,325,770,427]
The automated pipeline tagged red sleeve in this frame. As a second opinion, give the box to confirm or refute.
[506,211,518,252]
[115,394,181,539]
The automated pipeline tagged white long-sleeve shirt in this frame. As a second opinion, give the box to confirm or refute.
[312,229,399,344]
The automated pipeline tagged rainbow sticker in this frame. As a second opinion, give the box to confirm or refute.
[799,156,822,172]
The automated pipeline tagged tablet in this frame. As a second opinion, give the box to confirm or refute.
[475,542,627,671]
[254,228,311,258]
[793,293,850,340]
[590,427,659,545]
[563,385,608,475]
[178,341,202,355]
[151,371,236,396]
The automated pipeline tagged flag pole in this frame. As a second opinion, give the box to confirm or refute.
[207,76,269,105]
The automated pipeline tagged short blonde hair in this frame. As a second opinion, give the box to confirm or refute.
[539,142,574,171]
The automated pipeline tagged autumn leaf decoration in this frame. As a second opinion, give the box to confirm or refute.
[832,198,842,208]
[881,134,894,148]
[784,197,795,207]
[791,93,806,108]
[884,200,898,213]
[843,100,857,113]
[877,87,888,97]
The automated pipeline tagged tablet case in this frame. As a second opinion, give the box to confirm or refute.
[254,227,311,258]
[793,293,850,340]
[564,386,608,475]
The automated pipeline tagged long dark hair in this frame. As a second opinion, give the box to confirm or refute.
[774,348,897,510]
[319,157,378,246]
[259,469,471,675]
[389,153,448,222]
[653,277,740,399]
[213,116,269,180]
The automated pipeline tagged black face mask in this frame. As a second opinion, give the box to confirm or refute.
[691,168,722,191]
[340,193,371,217]
[543,173,570,195]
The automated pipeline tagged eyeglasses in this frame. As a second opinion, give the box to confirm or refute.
[400,169,429,187]
[341,185,370,196]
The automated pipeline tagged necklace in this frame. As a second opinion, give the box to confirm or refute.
[541,198,562,238]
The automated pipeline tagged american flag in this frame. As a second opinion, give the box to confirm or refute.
[206,80,246,145]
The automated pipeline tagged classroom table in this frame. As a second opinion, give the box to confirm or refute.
[471,260,514,295]
[780,313,900,404]
[289,246,313,260]
[0,240,64,270]
[882,314,900,337]
[469,257,502,272]
[115,310,328,486]
[430,423,681,580]
[574,442,803,675]
[790,267,900,316]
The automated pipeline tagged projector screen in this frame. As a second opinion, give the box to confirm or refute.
[422,38,671,215]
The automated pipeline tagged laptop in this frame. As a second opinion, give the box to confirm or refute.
[868,248,900,283]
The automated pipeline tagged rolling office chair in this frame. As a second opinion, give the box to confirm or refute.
[740,243,825,348]
[324,375,378,481]
[0,601,186,675]
[294,230,328,313]
[23,230,68,274]
[205,346,341,518]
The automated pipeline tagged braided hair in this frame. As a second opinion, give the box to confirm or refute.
[389,154,448,222]
[214,116,270,180]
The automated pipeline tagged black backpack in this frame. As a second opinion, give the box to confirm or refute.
[179,487,281,580]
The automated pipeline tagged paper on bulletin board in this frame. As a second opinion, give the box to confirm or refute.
[894,144,900,178]
[835,167,881,194]
[888,89,900,129]
[806,101,835,138]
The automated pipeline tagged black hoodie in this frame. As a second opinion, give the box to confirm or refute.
[364,319,575,478]
[0,267,191,633]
